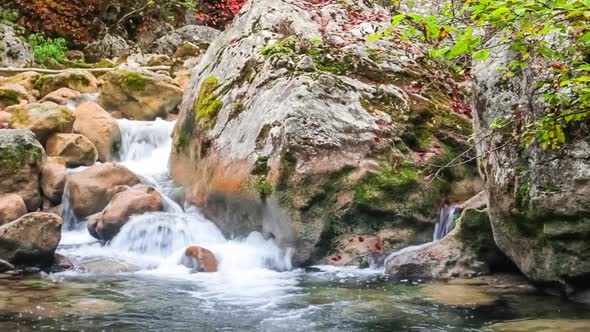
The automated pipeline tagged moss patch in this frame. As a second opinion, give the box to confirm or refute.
[255,178,273,199]
[194,75,223,129]
[175,127,192,153]
[124,71,147,92]
[354,164,420,206]
[0,89,20,102]
[260,36,299,57]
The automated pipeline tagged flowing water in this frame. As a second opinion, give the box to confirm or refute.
[1,118,590,331]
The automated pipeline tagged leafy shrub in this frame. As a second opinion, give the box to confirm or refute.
[28,34,68,64]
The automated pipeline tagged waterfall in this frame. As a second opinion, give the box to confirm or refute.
[433,203,458,241]
[58,117,293,278]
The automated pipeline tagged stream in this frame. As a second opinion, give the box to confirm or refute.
[1,117,589,332]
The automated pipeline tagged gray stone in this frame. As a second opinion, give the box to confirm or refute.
[150,25,221,55]
[0,24,33,68]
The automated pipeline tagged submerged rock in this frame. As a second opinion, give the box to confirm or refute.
[0,212,62,267]
[73,102,121,162]
[181,246,218,272]
[67,163,141,220]
[0,129,45,211]
[8,102,75,145]
[89,186,163,241]
[77,258,140,274]
[474,44,590,293]
[170,0,479,264]
[0,24,33,68]
[98,68,183,120]
[490,319,590,332]
[385,208,510,280]
[45,133,98,167]
[418,284,497,306]
[0,194,27,226]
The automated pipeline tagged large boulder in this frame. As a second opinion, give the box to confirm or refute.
[41,160,67,205]
[385,208,509,280]
[0,129,45,211]
[66,163,141,220]
[0,194,27,226]
[45,133,98,167]
[181,246,218,272]
[0,24,33,68]
[73,102,121,162]
[34,70,99,97]
[0,72,40,96]
[170,0,479,264]
[98,68,183,120]
[474,46,590,294]
[40,88,82,106]
[150,25,221,56]
[0,83,34,108]
[84,34,132,63]
[8,102,75,144]
[0,212,62,267]
[89,186,163,241]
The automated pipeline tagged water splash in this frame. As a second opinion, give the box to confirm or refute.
[433,203,457,241]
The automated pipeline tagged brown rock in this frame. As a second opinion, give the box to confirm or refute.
[40,88,82,105]
[67,163,140,220]
[45,133,98,167]
[90,186,163,241]
[182,246,218,272]
[0,83,33,108]
[41,161,67,204]
[73,102,121,161]
[0,194,27,226]
[8,102,75,145]
[0,212,62,266]
[0,111,12,123]
[35,70,98,97]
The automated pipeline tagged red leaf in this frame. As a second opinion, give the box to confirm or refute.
[358,236,365,242]
[374,243,382,251]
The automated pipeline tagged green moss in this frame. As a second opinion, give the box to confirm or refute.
[367,47,384,64]
[194,75,223,129]
[20,279,56,290]
[175,127,192,153]
[255,178,273,199]
[70,73,91,86]
[354,164,420,206]
[0,143,43,174]
[306,48,353,75]
[124,71,147,92]
[0,89,19,102]
[251,156,269,175]
[32,74,48,90]
[83,149,96,162]
[260,36,299,57]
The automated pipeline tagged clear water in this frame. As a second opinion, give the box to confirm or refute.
[2,117,589,331]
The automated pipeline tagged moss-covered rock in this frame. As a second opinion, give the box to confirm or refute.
[8,102,75,145]
[34,70,98,97]
[0,129,45,211]
[99,68,183,120]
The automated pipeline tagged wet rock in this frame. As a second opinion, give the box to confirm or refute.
[77,258,140,274]
[0,194,27,226]
[89,186,163,241]
[170,0,479,264]
[67,163,141,220]
[385,208,509,280]
[474,44,590,292]
[41,161,67,205]
[34,70,99,97]
[490,319,590,332]
[98,68,183,120]
[49,253,74,272]
[0,129,45,211]
[8,102,75,145]
[0,24,33,68]
[150,25,220,56]
[65,50,85,63]
[40,88,82,106]
[45,133,98,167]
[0,212,62,267]
[181,246,218,272]
[84,34,131,63]
[73,102,122,162]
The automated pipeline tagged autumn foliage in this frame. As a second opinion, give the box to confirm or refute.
[197,0,247,29]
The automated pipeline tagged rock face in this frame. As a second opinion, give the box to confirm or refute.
[0,24,33,68]
[474,47,590,293]
[73,102,121,162]
[89,186,163,241]
[0,194,27,226]
[171,0,479,264]
[0,212,62,267]
[40,88,82,105]
[181,246,218,272]
[150,25,221,55]
[98,69,183,120]
[385,208,509,280]
[84,34,131,63]
[67,163,141,220]
[41,161,67,205]
[34,70,99,97]
[8,102,75,144]
[0,129,45,211]
[45,133,98,167]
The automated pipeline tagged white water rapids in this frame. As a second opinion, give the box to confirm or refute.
[55,117,300,305]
